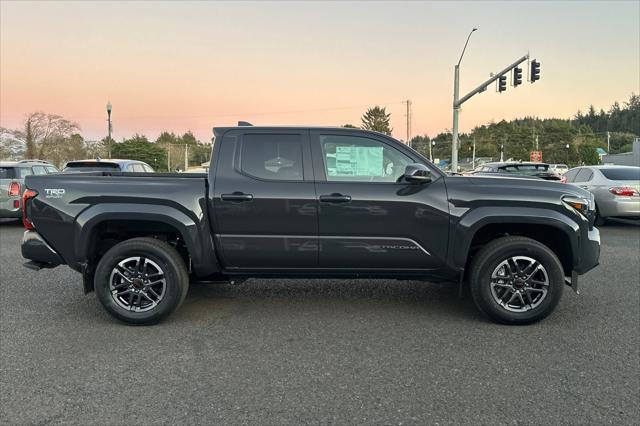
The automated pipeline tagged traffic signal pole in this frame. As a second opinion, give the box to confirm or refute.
[451,53,530,172]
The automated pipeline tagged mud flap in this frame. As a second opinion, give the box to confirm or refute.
[565,270,579,294]
[82,263,95,294]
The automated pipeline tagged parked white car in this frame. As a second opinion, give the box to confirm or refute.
[549,163,569,175]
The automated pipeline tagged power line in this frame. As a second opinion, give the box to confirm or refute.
[0,101,405,121]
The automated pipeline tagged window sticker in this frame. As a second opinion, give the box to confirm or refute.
[327,146,384,177]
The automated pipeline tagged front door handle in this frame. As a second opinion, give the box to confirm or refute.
[221,192,253,202]
[319,193,351,203]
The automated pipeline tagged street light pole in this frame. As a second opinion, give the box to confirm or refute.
[429,139,434,162]
[451,28,477,173]
[106,101,112,159]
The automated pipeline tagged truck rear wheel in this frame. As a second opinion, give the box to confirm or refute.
[469,236,564,325]
[94,237,189,325]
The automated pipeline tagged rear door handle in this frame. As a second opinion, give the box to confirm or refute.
[221,192,253,202]
[319,193,351,203]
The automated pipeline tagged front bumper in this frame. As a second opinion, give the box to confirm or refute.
[22,230,64,269]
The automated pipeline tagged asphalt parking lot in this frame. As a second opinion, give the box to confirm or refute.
[1,219,638,425]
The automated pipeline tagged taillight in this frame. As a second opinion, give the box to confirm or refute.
[8,181,20,196]
[609,187,639,197]
[22,189,38,230]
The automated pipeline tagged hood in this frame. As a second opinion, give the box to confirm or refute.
[463,174,591,199]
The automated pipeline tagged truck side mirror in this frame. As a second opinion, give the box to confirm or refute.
[403,163,431,183]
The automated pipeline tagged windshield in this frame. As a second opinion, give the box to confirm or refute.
[63,163,121,172]
[600,168,640,181]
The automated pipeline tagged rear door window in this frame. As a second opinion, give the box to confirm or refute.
[45,166,58,174]
[132,164,145,172]
[564,169,580,182]
[574,168,593,182]
[600,168,640,181]
[32,166,47,175]
[241,134,303,181]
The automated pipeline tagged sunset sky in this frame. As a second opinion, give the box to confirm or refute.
[1,0,638,143]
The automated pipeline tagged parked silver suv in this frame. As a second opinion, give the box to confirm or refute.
[0,160,59,219]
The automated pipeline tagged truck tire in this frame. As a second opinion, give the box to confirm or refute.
[469,236,564,325]
[94,237,189,325]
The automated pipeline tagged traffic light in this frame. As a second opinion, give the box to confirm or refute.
[498,75,507,92]
[531,60,541,82]
[513,67,523,86]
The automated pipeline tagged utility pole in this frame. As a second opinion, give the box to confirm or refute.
[607,131,610,153]
[167,148,171,172]
[472,137,476,169]
[535,135,539,151]
[404,100,412,146]
[451,27,533,172]
[184,144,188,171]
[106,101,112,159]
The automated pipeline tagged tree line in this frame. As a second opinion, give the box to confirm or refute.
[409,93,639,167]
[1,112,211,171]
[2,94,637,170]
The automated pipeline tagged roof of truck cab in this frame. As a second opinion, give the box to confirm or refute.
[212,126,392,138]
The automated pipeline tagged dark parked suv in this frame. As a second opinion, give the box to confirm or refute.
[21,126,600,325]
[0,160,58,219]
[470,162,563,181]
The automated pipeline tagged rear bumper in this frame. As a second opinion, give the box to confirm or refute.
[0,209,21,218]
[600,197,640,218]
[21,230,64,268]
[574,227,600,275]
[0,199,21,218]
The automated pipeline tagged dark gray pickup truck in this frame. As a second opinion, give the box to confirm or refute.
[21,126,600,325]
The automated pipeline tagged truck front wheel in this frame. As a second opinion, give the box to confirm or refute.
[94,237,189,325]
[469,236,564,325]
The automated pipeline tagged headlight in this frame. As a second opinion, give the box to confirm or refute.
[562,195,591,217]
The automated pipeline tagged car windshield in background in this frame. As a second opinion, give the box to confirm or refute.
[63,163,121,172]
[600,168,640,181]
[500,164,550,174]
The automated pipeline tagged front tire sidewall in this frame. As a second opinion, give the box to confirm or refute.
[95,240,185,325]
[472,241,564,324]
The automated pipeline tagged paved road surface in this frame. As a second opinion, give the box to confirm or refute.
[1,219,638,424]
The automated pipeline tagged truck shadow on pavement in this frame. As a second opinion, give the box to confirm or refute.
[182,278,483,323]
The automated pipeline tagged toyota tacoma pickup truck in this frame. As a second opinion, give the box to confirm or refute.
[20,126,600,325]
